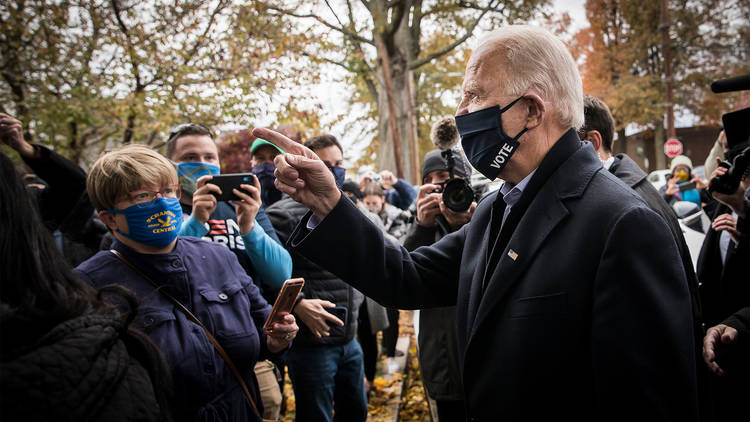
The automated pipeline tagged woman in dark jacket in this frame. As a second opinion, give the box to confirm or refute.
[0,151,169,421]
[74,145,298,421]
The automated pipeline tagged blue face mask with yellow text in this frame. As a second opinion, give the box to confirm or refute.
[108,197,183,247]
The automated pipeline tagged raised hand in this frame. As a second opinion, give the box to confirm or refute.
[0,113,34,158]
[252,127,341,219]
[379,170,396,186]
[416,184,442,227]
[708,157,746,217]
[191,175,220,223]
[231,175,261,235]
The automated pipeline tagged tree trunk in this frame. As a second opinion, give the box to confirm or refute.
[374,17,418,183]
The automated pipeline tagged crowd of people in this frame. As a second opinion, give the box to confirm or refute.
[1,23,748,422]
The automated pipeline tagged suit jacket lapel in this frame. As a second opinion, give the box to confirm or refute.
[468,192,569,342]
[464,137,603,347]
[464,200,497,335]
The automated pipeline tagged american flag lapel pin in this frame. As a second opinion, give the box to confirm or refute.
[507,249,518,261]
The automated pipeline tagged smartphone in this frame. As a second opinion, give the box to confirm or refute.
[678,181,697,192]
[326,306,348,327]
[209,173,256,202]
[263,278,305,333]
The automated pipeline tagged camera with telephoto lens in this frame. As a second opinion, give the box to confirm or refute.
[439,148,474,213]
[708,146,750,195]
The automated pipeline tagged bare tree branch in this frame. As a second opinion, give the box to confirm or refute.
[409,0,501,69]
[183,0,229,65]
[266,5,375,45]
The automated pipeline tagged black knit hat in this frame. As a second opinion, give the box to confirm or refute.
[341,179,362,199]
[421,149,472,182]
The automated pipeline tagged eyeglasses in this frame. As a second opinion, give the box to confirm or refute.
[128,185,181,208]
[167,123,214,142]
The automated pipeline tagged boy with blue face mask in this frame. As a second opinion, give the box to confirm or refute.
[164,123,291,291]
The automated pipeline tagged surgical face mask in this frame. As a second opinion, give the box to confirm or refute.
[107,197,183,247]
[252,162,282,206]
[329,166,346,188]
[177,162,220,195]
[454,97,527,180]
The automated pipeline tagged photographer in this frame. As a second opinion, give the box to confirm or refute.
[403,148,475,422]
[662,155,708,207]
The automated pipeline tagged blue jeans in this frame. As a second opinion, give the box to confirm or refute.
[286,339,367,422]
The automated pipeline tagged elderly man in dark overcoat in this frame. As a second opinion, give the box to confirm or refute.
[253,25,698,422]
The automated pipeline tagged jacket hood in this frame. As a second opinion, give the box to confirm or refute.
[1,313,159,421]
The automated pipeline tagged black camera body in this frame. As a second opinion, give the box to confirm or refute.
[709,146,750,195]
[439,149,474,213]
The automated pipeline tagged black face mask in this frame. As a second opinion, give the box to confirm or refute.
[455,97,527,181]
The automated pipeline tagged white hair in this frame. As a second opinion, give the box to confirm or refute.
[478,25,584,130]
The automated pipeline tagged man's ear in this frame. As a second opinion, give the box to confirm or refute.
[584,130,603,152]
[523,94,546,130]
[99,210,118,232]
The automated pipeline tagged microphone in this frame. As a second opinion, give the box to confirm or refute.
[428,116,475,213]
[430,116,460,151]
[710,74,750,93]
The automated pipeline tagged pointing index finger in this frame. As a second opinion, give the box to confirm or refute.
[252,127,317,160]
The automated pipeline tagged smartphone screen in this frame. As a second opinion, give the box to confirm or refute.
[210,173,256,202]
[263,278,305,333]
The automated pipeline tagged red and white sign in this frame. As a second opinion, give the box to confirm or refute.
[664,138,683,158]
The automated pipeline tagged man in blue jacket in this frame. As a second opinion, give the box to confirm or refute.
[253,25,698,421]
[165,123,292,420]
[165,123,291,290]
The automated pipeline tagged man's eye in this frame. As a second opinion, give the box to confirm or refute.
[133,192,151,201]
[162,187,176,195]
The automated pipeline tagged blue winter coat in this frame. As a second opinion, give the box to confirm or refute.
[75,237,274,421]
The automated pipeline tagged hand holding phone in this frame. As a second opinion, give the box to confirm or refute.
[264,278,305,334]
[209,173,257,202]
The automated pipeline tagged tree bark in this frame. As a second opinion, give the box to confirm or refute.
[374,11,418,183]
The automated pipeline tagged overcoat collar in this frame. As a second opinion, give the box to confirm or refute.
[463,129,603,344]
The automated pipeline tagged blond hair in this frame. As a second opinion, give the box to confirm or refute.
[478,25,584,130]
[88,144,177,211]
